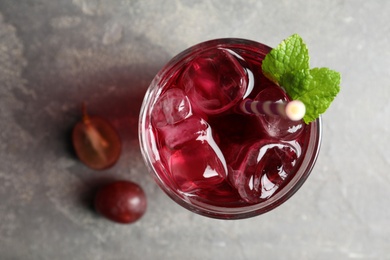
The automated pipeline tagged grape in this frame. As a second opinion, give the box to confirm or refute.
[94,180,147,224]
[72,104,121,170]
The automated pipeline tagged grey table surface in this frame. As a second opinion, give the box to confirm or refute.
[0,1,389,259]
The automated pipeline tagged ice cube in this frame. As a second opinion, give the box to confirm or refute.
[181,48,248,115]
[229,140,301,204]
[191,180,242,204]
[158,116,208,150]
[163,118,228,193]
[255,87,304,140]
[151,88,192,128]
[168,142,227,193]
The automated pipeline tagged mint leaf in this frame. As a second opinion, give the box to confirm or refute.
[283,68,341,124]
[280,69,312,97]
[262,34,341,123]
[262,34,309,84]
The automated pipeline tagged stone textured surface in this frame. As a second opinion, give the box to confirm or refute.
[0,0,389,259]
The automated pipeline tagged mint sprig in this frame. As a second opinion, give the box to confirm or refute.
[262,34,341,124]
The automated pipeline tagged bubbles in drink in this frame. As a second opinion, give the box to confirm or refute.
[181,48,248,115]
[255,87,304,140]
[229,140,301,204]
[151,88,192,128]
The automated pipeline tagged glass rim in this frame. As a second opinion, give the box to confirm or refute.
[139,38,323,219]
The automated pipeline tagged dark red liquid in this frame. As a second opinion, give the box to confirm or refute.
[145,41,312,210]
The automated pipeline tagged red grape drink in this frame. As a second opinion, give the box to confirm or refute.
[139,39,322,219]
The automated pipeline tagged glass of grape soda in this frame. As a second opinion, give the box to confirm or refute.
[139,38,322,219]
